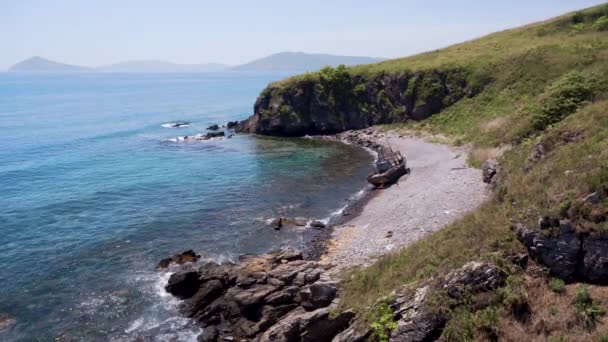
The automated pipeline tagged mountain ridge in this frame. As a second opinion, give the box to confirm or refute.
[7,52,383,73]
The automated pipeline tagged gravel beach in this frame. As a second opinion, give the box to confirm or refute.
[324,131,489,269]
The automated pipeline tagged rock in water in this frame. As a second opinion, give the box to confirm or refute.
[206,131,225,138]
[226,121,239,129]
[160,249,354,341]
[207,124,219,130]
[157,250,200,270]
[165,270,201,299]
[310,220,326,229]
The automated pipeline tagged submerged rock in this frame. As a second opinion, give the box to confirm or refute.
[0,313,16,331]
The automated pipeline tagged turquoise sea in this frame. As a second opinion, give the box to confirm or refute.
[0,72,373,341]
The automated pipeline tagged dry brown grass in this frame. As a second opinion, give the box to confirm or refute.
[498,265,608,342]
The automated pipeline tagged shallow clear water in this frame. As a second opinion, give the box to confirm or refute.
[0,73,373,341]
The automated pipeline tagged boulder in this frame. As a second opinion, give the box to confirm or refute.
[269,218,282,230]
[227,121,239,129]
[197,326,219,342]
[481,159,499,184]
[300,283,338,311]
[310,221,326,229]
[157,250,200,270]
[515,221,580,281]
[207,131,225,138]
[207,124,219,130]
[182,279,225,317]
[259,307,354,342]
[582,234,608,283]
[441,262,506,299]
[166,271,201,299]
[390,286,446,342]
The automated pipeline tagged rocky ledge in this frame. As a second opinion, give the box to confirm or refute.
[160,250,354,341]
[236,68,486,137]
[160,248,513,342]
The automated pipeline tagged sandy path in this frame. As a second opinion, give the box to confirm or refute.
[325,133,488,269]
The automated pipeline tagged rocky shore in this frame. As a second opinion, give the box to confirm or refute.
[158,127,493,341]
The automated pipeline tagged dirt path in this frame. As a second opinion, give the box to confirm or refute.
[325,133,489,269]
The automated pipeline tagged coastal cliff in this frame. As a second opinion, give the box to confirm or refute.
[237,67,487,136]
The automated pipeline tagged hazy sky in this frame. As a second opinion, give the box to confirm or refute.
[1,0,606,69]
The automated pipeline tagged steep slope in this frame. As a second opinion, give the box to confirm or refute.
[9,56,90,72]
[231,51,382,72]
[241,4,608,341]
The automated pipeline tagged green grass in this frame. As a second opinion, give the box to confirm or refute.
[254,3,608,340]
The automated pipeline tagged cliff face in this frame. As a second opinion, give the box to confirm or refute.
[238,67,487,136]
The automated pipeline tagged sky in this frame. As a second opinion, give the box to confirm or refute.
[1,0,606,70]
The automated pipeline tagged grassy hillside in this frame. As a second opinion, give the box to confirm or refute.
[315,4,608,341]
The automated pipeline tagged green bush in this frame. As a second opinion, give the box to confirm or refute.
[550,278,566,294]
[592,16,608,31]
[532,71,596,130]
[370,302,397,342]
[574,285,605,328]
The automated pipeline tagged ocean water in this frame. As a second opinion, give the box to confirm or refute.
[0,73,373,341]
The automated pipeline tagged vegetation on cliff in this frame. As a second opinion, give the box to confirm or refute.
[241,3,608,341]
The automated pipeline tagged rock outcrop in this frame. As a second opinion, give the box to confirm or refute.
[237,69,486,136]
[515,219,608,283]
[389,262,505,342]
[481,159,499,184]
[161,250,354,341]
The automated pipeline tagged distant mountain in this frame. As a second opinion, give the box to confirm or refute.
[231,52,383,72]
[9,56,91,73]
[97,60,228,73]
[8,52,383,74]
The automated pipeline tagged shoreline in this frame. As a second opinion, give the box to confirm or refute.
[156,127,489,341]
[320,128,488,270]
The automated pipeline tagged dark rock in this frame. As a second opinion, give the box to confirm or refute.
[481,159,499,184]
[207,131,225,138]
[226,121,239,129]
[441,262,506,299]
[237,70,482,137]
[197,326,219,342]
[310,221,326,229]
[226,284,277,307]
[582,234,608,283]
[515,221,581,281]
[269,218,282,230]
[166,271,201,299]
[265,287,297,305]
[538,216,560,229]
[584,191,602,205]
[207,124,219,130]
[157,250,200,270]
[300,283,338,310]
[259,307,354,342]
[182,279,225,317]
[390,286,446,342]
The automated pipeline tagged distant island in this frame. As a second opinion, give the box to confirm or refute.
[231,52,382,72]
[7,52,383,73]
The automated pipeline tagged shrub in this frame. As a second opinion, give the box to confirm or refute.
[574,285,605,328]
[550,278,566,294]
[592,16,608,31]
[532,71,596,131]
[369,301,397,342]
